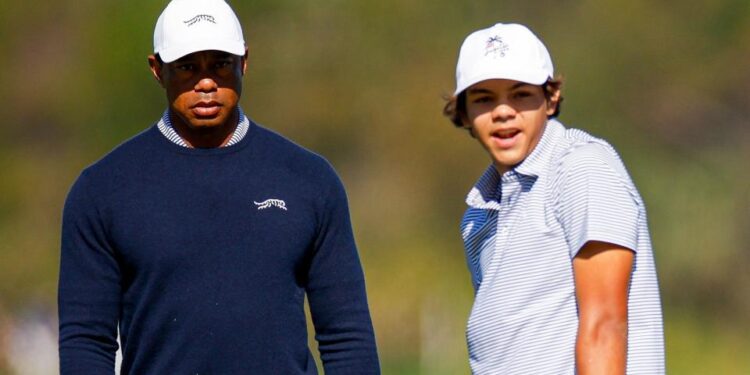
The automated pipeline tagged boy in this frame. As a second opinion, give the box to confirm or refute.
[444,23,664,374]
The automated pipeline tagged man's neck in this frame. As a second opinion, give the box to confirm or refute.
[169,109,239,149]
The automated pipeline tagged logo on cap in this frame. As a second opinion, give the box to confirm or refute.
[485,36,509,58]
[184,14,216,26]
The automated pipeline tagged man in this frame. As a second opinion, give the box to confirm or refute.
[443,23,665,374]
[58,0,380,373]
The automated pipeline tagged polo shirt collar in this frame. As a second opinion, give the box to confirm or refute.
[466,166,503,210]
[513,119,563,178]
[465,119,564,210]
[158,106,249,148]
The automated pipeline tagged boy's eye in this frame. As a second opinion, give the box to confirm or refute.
[512,90,534,99]
[471,96,492,104]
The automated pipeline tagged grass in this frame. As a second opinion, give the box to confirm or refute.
[665,310,750,374]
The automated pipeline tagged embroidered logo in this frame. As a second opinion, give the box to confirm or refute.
[485,35,509,58]
[254,199,287,211]
[184,14,216,26]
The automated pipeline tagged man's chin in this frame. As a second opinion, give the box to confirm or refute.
[186,119,226,132]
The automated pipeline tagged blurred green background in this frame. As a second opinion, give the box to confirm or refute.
[0,0,748,373]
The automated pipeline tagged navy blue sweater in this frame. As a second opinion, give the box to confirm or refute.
[58,120,380,374]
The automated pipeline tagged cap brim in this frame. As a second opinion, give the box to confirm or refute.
[158,39,246,63]
[455,68,550,96]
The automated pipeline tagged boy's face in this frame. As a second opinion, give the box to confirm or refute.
[465,79,559,174]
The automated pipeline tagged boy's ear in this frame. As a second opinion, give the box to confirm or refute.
[546,89,561,116]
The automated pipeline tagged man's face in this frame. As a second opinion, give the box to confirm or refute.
[465,79,559,174]
[149,49,247,130]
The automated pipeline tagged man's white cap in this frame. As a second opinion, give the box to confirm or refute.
[153,0,245,63]
[454,23,553,95]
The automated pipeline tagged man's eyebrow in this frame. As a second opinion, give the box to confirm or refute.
[173,56,196,64]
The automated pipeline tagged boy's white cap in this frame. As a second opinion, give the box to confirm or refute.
[454,23,553,95]
[154,0,245,63]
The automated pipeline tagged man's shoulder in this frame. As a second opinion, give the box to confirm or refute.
[92,126,157,167]
[252,123,338,176]
[65,125,158,205]
[77,126,158,186]
[253,124,319,156]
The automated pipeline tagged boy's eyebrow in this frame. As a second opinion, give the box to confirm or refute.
[466,87,494,95]
[511,82,532,89]
[467,82,533,95]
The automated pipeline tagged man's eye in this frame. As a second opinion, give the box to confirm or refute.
[177,64,195,71]
[512,91,532,99]
[215,61,232,69]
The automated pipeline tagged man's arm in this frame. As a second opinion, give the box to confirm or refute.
[573,240,633,375]
[305,167,380,375]
[58,172,120,374]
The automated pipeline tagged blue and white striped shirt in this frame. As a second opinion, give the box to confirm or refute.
[156,107,249,148]
[461,119,664,374]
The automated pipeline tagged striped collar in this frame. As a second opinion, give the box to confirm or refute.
[513,118,564,178]
[156,107,249,148]
[466,166,503,210]
[466,119,564,209]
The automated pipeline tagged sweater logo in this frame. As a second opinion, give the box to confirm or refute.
[254,199,287,211]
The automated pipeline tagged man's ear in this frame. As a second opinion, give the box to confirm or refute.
[241,47,249,76]
[147,54,164,87]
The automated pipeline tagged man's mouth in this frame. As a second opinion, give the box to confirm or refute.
[192,101,222,117]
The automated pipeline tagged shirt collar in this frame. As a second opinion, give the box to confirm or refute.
[465,166,503,210]
[513,118,564,178]
[157,106,249,148]
[465,119,564,209]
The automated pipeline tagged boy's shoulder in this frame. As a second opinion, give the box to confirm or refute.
[548,121,630,179]
[545,121,640,202]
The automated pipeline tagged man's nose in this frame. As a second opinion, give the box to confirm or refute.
[194,77,218,92]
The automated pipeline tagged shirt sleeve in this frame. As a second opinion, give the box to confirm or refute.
[305,165,381,375]
[554,143,641,258]
[58,171,120,374]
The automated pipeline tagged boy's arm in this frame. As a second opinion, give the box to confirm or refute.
[573,241,633,375]
[555,143,644,373]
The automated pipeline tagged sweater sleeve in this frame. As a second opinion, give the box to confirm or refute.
[305,168,380,374]
[58,171,120,374]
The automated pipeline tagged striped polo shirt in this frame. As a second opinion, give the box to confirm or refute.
[156,107,249,147]
[461,119,665,374]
